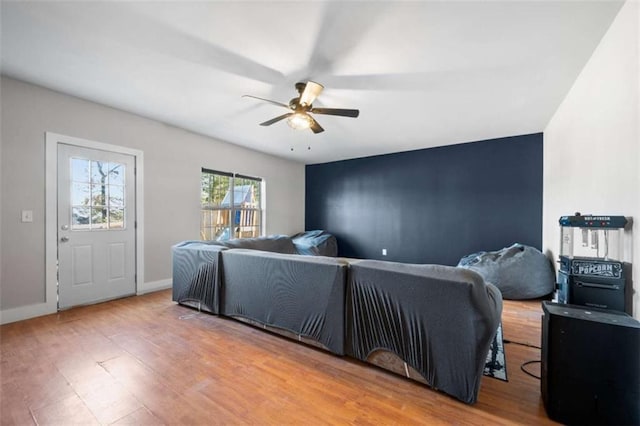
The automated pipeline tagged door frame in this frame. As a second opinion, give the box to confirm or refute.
[45,132,144,311]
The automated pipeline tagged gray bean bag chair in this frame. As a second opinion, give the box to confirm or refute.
[457,243,554,299]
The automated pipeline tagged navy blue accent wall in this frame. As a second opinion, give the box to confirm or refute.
[305,133,543,265]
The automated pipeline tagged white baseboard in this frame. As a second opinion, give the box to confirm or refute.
[1,279,172,325]
[137,278,172,295]
[0,301,57,325]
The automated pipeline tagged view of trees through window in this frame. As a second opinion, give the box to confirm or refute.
[200,169,262,241]
[70,159,125,230]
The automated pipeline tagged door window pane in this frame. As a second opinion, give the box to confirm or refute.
[91,207,108,229]
[70,158,126,230]
[72,207,90,229]
[91,184,107,207]
[91,161,111,184]
[72,183,91,206]
[109,185,124,208]
[109,208,125,229]
[71,158,90,183]
[109,163,124,185]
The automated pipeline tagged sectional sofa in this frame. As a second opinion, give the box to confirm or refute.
[172,233,503,404]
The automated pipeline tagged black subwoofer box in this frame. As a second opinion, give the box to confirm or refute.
[541,301,640,425]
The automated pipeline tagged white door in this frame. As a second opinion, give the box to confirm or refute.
[57,143,136,309]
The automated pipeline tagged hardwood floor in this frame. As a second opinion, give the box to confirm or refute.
[1,290,558,425]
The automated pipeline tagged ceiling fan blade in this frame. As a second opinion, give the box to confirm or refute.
[309,116,324,134]
[306,3,391,79]
[310,107,360,118]
[243,95,290,109]
[260,113,293,126]
[299,81,324,106]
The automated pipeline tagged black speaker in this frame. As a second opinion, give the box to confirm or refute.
[541,301,640,425]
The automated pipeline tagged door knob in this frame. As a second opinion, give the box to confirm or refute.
[60,236,70,242]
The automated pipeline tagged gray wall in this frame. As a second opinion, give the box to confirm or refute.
[0,76,305,311]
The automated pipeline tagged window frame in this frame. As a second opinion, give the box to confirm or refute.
[200,168,264,241]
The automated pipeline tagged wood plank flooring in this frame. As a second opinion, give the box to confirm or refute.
[1,290,558,425]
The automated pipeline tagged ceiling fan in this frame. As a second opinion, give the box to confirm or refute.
[243,81,359,134]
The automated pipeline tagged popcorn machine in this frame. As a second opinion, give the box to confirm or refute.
[557,213,631,314]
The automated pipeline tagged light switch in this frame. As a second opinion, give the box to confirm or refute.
[21,210,33,223]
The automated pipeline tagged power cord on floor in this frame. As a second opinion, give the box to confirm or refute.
[521,360,541,380]
[503,339,542,379]
[503,339,541,350]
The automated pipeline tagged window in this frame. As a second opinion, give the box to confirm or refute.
[200,169,263,241]
[70,158,126,230]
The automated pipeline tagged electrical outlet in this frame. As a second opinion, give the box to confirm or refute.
[382,248,387,256]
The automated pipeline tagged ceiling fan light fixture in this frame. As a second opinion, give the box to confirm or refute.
[287,113,312,130]
[244,81,358,135]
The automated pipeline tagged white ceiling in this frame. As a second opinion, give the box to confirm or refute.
[1,1,623,164]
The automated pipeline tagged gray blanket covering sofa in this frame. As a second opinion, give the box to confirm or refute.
[347,260,502,403]
[172,233,502,404]
[222,249,349,355]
